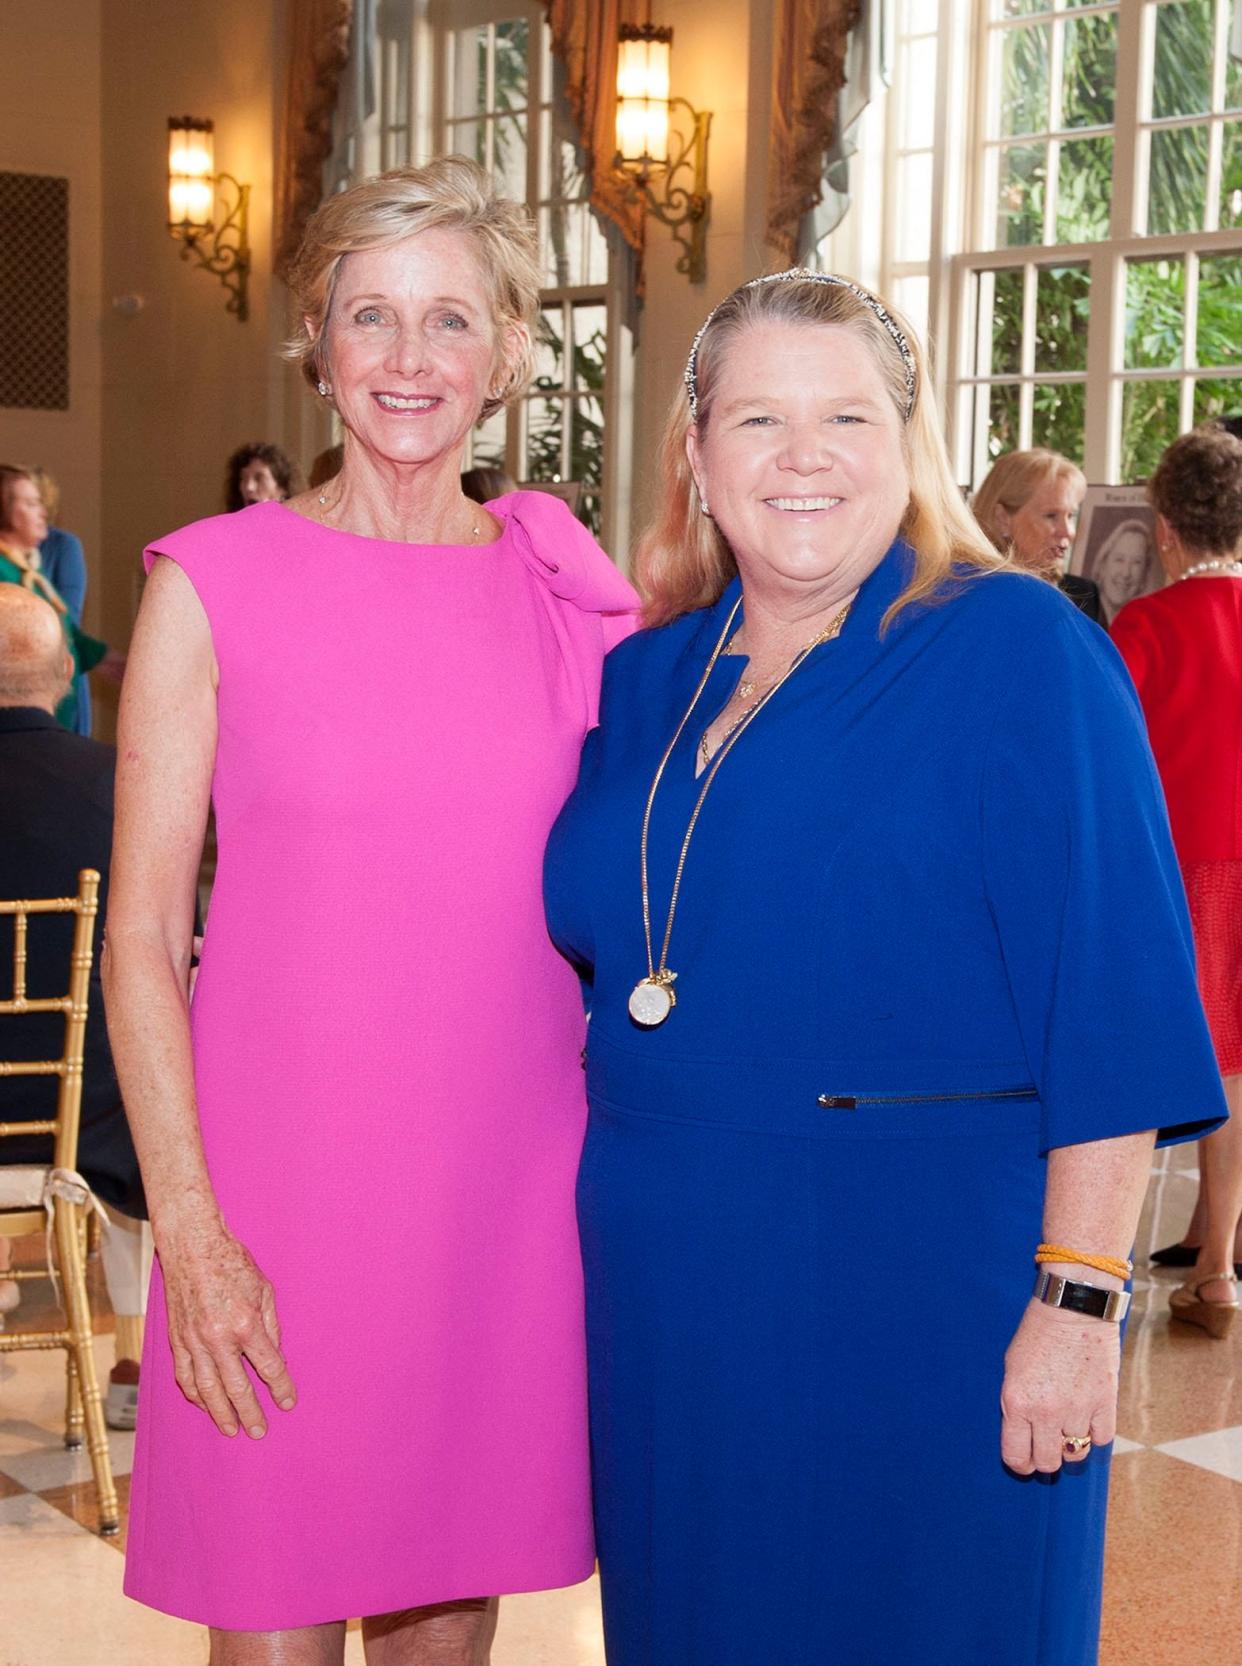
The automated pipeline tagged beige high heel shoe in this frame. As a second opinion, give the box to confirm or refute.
[1168,1273,1239,1339]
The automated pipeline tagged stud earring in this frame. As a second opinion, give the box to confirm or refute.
[317,380,330,398]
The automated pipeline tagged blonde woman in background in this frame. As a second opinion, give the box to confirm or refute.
[972,447,1100,621]
[30,466,94,735]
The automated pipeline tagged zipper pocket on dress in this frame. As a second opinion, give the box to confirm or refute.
[817,1087,1038,1110]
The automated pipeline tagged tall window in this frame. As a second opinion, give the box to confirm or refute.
[951,0,1242,485]
[323,2,626,545]
[1121,0,1242,475]
[882,0,941,338]
[440,6,616,536]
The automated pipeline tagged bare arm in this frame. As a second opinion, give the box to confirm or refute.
[1000,1129,1155,1475]
[106,560,214,1219]
[104,558,295,1437]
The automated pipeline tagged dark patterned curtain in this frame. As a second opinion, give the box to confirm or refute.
[274,0,355,280]
[542,0,647,285]
[767,0,862,263]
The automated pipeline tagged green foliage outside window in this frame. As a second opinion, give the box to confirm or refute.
[466,19,608,533]
[990,0,1241,480]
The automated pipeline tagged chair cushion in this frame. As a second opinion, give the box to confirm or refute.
[0,1166,50,1208]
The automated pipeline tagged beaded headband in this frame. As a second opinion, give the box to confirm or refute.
[683,268,918,425]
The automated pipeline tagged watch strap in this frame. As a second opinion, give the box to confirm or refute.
[1033,1268,1131,1323]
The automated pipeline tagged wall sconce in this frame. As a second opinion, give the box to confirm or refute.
[614,20,712,283]
[167,117,251,322]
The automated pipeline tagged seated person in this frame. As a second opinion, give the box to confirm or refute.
[972,449,1101,622]
[31,465,93,737]
[0,586,151,1429]
[308,442,345,491]
[461,463,517,503]
[0,464,123,731]
[224,441,297,510]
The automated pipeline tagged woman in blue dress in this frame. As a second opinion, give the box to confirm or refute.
[544,271,1227,1666]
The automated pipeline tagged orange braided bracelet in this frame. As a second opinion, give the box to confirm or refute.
[1035,1243,1132,1279]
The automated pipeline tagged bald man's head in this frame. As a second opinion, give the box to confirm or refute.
[0,586,74,713]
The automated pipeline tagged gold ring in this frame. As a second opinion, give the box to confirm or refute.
[1063,1434,1092,1456]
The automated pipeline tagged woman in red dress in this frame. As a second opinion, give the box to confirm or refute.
[1111,423,1242,1336]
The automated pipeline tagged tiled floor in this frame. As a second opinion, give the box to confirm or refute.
[2,1148,1240,1664]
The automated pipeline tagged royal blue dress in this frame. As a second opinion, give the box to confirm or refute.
[544,541,1226,1666]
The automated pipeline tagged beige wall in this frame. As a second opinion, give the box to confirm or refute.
[1,0,321,740]
[627,0,777,538]
[95,0,295,735]
[4,0,788,725]
[0,0,104,622]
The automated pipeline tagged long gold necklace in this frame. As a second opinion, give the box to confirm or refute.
[629,594,853,1028]
[698,612,848,769]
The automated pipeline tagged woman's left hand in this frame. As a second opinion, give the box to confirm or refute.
[1000,1299,1121,1475]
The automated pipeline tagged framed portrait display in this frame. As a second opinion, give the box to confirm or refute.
[1068,486,1165,628]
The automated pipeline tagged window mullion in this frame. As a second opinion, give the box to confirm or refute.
[1018,262,1036,447]
[1212,0,1229,110]
[1084,249,1120,482]
[1112,0,1146,239]
[600,286,634,567]
[1204,119,1224,233]
[1184,250,1200,374]
[527,6,544,210]
[1040,7,1066,246]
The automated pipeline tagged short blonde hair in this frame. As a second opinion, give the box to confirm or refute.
[28,466,60,523]
[635,275,1002,629]
[285,156,541,422]
[971,449,1086,554]
[0,464,38,533]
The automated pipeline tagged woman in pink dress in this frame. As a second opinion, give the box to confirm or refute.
[105,157,636,1664]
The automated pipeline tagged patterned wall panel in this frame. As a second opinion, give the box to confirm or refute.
[0,173,69,411]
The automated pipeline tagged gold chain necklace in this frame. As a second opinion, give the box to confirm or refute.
[629,594,853,1028]
[314,487,481,543]
[699,611,849,768]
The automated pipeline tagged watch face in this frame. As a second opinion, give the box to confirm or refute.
[1038,1273,1125,1322]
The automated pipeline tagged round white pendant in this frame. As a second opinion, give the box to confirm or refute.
[628,977,675,1027]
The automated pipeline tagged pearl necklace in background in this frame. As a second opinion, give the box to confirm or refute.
[1180,557,1242,579]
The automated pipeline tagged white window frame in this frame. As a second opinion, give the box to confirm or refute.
[432,0,631,555]
[943,0,1242,486]
[323,0,632,556]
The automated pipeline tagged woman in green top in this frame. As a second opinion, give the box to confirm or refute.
[0,465,121,729]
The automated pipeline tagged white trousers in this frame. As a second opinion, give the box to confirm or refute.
[99,1209,153,1317]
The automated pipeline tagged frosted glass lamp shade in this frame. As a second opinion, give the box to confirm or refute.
[616,26,672,168]
[168,117,215,238]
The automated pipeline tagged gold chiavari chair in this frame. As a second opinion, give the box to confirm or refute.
[0,869,119,1535]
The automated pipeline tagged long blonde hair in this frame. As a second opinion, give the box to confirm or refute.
[635,275,1002,629]
[971,448,1086,554]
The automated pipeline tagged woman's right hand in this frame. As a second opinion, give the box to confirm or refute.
[158,1217,297,1438]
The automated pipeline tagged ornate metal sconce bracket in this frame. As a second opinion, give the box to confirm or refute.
[616,99,713,283]
[180,174,251,322]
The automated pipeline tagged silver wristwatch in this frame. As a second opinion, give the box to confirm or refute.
[1033,1269,1131,1323]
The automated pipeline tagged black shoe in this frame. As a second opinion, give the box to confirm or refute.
[1149,1242,1242,1277]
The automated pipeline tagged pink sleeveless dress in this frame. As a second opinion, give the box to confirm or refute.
[124,493,637,1630]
